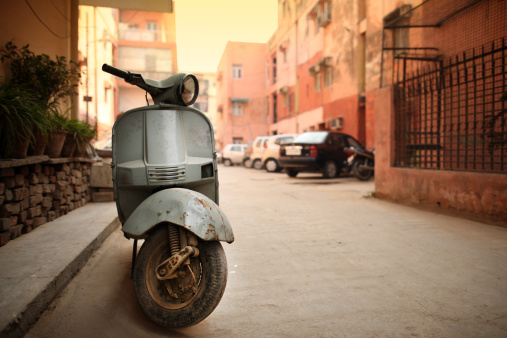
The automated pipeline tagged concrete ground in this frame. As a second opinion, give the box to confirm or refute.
[21,165,507,337]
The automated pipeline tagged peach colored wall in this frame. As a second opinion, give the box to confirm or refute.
[216,42,268,149]
[374,86,507,227]
[0,0,72,78]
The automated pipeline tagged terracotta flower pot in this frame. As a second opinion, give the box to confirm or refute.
[74,137,92,158]
[28,130,47,156]
[11,137,30,159]
[61,134,77,157]
[45,130,68,158]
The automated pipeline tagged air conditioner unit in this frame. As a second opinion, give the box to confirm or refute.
[330,117,343,130]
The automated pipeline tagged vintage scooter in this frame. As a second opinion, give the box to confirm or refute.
[102,64,234,328]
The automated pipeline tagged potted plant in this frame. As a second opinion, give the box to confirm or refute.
[0,41,81,158]
[61,118,96,157]
[73,120,97,158]
[0,80,49,158]
[45,107,68,158]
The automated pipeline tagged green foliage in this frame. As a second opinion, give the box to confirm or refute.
[0,41,81,108]
[0,41,95,158]
[0,79,51,157]
[65,116,97,144]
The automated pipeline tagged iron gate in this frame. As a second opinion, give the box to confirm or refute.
[393,38,506,174]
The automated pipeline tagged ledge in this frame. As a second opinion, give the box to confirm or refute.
[0,156,97,169]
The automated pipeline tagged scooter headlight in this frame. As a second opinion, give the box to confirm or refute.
[180,75,198,106]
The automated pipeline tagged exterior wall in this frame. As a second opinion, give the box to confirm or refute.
[78,6,118,139]
[374,87,507,227]
[0,0,77,116]
[215,42,268,150]
[0,0,72,76]
[267,0,379,147]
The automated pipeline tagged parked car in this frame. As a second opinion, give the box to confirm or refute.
[261,134,299,172]
[242,141,253,167]
[279,131,364,178]
[249,136,270,169]
[221,143,247,166]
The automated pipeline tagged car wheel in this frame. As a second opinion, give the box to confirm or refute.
[322,161,338,178]
[223,159,232,166]
[286,169,298,177]
[253,159,262,170]
[265,159,279,173]
[243,158,252,168]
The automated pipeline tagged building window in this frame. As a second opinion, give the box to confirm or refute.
[232,65,242,79]
[146,22,157,31]
[324,68,333,87]
[314,73,321,92]
[232,102,243,116]
[146,22,158,40]
[265,61,270,87]
[273,57,277,83]
[273,93,277,123]
[232,137,243,144]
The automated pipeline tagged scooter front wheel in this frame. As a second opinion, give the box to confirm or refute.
[133,226,228,328]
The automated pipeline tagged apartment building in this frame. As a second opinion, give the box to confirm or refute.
[116,9,178,115]
[215,41,268,150]
[78,6,118,139]
[215,0,506,224]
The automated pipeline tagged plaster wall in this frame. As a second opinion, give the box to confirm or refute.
[0,0,71,77]
[215,42,268,148]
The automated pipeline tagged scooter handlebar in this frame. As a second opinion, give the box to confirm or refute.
[102,63,129,80]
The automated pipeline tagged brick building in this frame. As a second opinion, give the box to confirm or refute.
[215,0,506,225]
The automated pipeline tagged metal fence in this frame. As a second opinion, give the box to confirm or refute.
[393,38,506,173]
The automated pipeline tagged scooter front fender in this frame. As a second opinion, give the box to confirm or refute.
[122,188,234,243]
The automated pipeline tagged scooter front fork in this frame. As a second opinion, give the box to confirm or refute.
[130,224,199,279]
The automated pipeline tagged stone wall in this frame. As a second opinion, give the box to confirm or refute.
[0,156,94,246]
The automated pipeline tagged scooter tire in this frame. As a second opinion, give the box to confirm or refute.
[133,226,228,328]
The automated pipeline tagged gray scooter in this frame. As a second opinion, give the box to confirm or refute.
[102,64,234,328]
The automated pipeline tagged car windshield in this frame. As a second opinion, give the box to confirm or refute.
[294,132,328,144]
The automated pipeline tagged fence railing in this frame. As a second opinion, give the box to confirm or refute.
[394,38,506,174]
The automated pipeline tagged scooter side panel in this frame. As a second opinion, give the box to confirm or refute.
[122,188,234,243]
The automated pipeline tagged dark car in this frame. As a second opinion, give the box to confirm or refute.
[279,131,363,178]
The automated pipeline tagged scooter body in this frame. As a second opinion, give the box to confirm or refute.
[113,104,233,242]
[103,64,233,328]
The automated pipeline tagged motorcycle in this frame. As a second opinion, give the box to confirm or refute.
[346,147,375,181]
[102,64,234,328]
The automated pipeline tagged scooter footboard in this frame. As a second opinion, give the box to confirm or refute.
[122,188,234,243]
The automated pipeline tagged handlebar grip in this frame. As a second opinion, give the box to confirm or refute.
[102,64,129,79]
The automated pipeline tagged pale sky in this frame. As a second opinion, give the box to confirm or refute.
[174,0,278,73]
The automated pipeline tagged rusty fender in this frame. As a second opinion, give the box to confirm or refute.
[122,188,234,242]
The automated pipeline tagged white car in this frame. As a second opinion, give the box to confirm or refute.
[249,136,270,170]
[221,144,247,166]
[261,134,299,172]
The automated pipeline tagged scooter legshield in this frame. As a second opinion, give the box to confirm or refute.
[121,188,234,243]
